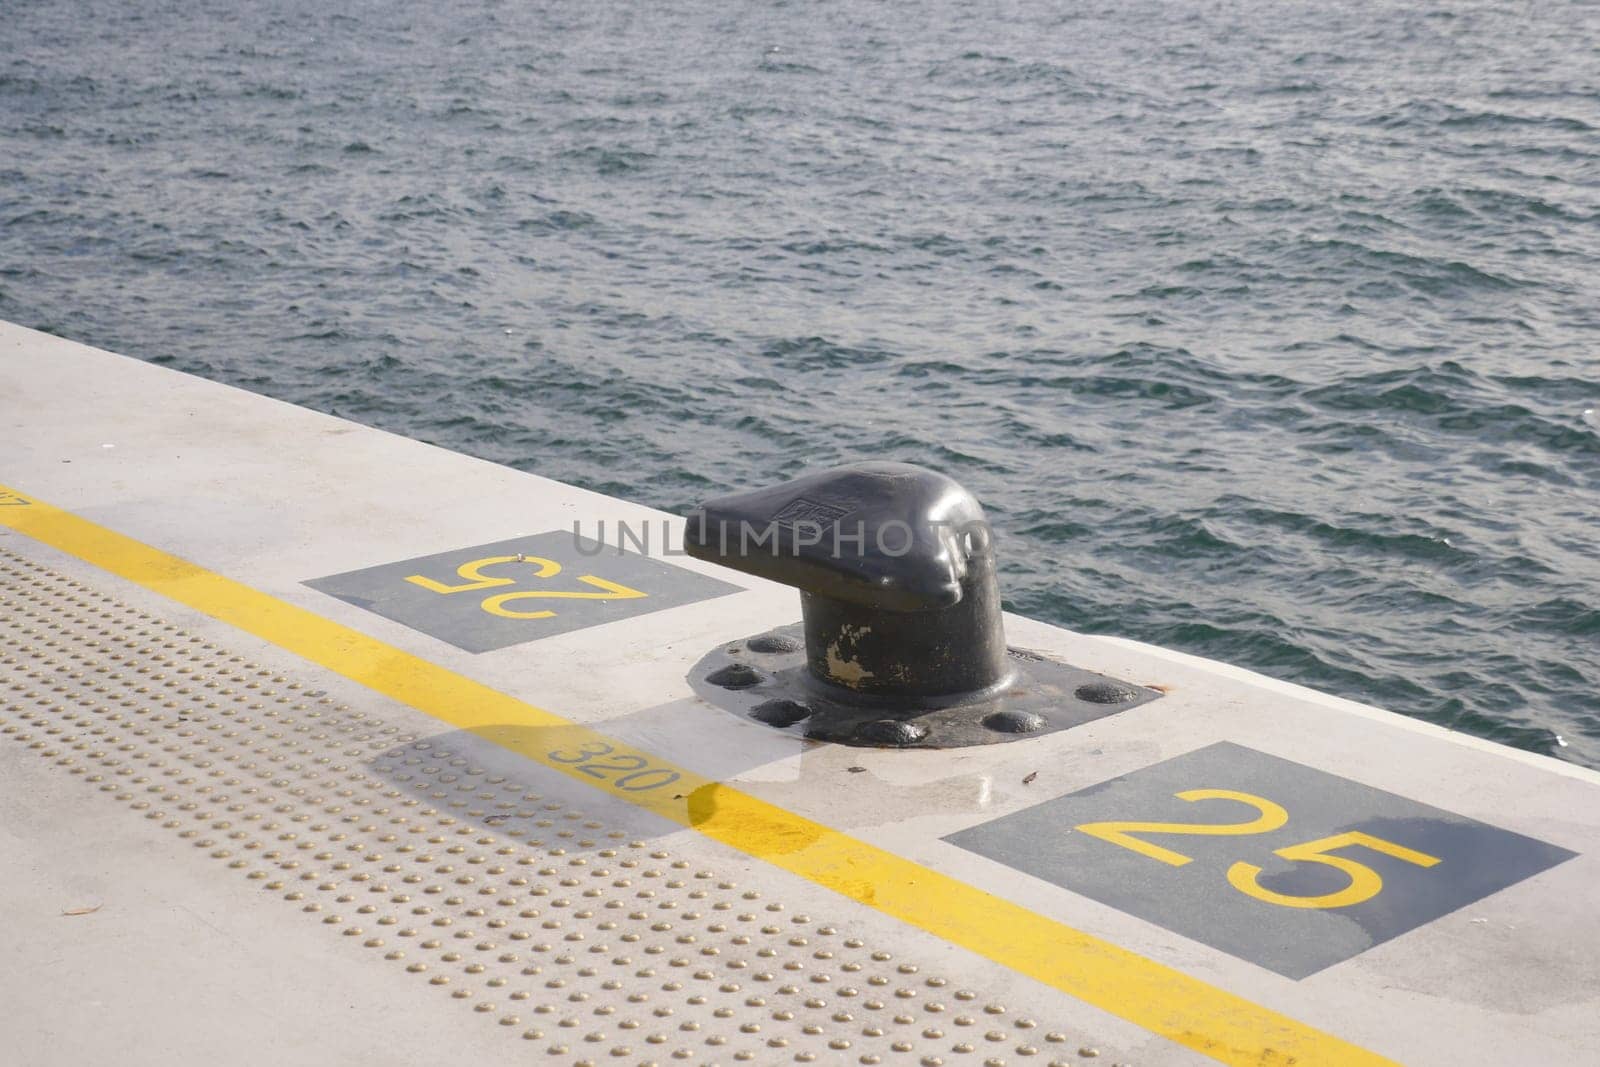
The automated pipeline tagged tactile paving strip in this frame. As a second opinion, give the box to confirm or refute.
[0,546,1132,1067]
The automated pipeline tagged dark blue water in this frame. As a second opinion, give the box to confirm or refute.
[3,0,1597,765]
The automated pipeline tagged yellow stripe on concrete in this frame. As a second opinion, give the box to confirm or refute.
[0,482,1393,1067]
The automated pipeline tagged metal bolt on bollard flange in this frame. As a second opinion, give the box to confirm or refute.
[682,462,1160,749]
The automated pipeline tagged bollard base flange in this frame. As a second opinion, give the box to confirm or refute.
[688,624,1162,749]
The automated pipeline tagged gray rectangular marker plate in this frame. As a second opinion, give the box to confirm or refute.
[946,741,1577,978]
[307,531,742,653]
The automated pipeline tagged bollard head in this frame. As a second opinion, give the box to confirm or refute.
[683,461,990,613]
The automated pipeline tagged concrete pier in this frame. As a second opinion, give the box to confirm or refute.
[2,320,1596,1066]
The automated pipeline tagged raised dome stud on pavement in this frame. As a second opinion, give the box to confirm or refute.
[1,318,1597,1067]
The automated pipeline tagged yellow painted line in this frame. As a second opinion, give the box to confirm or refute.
[0,482,1393,1067]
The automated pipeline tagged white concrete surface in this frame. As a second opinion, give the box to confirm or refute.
[2,320,1597,1067]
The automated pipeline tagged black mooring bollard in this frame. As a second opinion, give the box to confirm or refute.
[684,462,1009,704]
[682,461,1160,748]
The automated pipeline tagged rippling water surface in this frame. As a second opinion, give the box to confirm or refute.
[3,0,1597,765]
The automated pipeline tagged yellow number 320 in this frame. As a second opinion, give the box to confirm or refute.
[1076,789,1441,910]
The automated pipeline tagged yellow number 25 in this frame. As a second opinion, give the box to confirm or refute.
[1076,790,1440,910]
[404,554,646,620]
